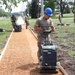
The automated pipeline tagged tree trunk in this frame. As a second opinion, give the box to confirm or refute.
[60,0,63,17]
[74,13,75,24]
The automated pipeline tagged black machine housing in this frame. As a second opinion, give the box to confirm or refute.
[39,30,58,73]
[12,22,22,32]
[14,25,22,32]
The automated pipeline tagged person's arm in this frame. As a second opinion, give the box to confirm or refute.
[50,24,55,32]
[15,17,16,21]
[50,20,55,32]
[34,24,43,31]
[34,19,43,31]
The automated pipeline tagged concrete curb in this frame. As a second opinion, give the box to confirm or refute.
[29,28,37,40]
[57,62,68,75]
[0,31,13,60]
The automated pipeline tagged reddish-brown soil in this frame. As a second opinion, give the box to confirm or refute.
[0,25,63,75]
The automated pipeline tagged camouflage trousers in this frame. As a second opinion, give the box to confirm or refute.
[37,34,51,61]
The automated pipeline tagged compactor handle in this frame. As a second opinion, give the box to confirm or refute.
[43,30,52,34]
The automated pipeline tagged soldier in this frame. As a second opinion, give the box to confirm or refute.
[58,13,62,24]
[34,7,55,61]
[25,14,29,29]
[11,14,17,29]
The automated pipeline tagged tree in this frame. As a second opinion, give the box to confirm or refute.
[0,0,27,11]
[0,9,11,17]
[0,9,4,17]
[30,0,38,18]
[55,0,71,17]
[55,0,64,17]
[72,2,75,24]
[65,4,70,13]
[44,0,55,14]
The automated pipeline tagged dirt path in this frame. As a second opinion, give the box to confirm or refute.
[0,25,62,75]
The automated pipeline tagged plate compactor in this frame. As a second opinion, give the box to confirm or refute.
[39,30,58,73]
[12,22,22,32]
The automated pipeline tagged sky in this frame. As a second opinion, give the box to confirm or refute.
[0,0,32,13]
[11,1,27,13]
[1,0,74,13]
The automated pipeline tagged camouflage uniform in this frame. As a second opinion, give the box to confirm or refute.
[11,16,16,29]
[34,16,53,60]
[25,16,29,29]
[58,13,62,23]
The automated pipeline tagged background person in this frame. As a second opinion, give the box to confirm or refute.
[58,13,62,24]
[11,14,17,29]
[25,14,29,29]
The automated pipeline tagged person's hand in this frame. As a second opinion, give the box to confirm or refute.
[39,27,43,31]
[51,31,56,34]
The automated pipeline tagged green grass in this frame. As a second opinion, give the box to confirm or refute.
[52,17,75,58]
[63,13,74,18]
[0,18,12,51]
[67,50,75,58]
[0,18,12,31]
[55,13,73,18]
[29,19,36,28]
[69,42,75,46]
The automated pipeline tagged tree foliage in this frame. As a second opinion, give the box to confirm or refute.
[55,0,71,17]
[0,9,11,17]
[1,0,27,11]
[44,0,55,13]
[30,0,38,18]
[72,4,75,24]
[72,4,75,13]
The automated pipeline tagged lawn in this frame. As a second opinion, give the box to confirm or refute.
[0,18,12,52]
[52,16,75,58]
